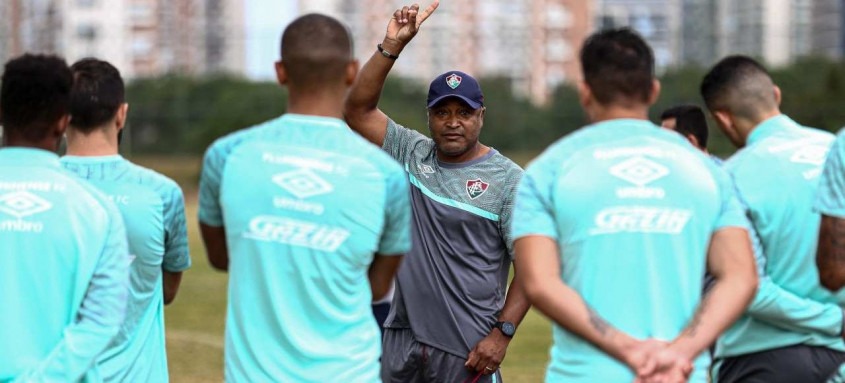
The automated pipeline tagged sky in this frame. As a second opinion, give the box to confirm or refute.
[245,0,298,80]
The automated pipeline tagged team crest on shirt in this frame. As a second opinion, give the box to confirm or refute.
[466,179,489,199]
[446,73,462,89]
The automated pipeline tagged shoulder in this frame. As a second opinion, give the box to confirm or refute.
[62,170,121,219]
[206,117,282,159]
[125,162,183,200]
[350,130,407,176]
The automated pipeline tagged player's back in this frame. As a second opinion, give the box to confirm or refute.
[200,114,407,383]
[522,119,741,383]
[61,155,190,382]
[0,148,121,381]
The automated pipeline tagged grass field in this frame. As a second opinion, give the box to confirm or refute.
[130,154,554,382]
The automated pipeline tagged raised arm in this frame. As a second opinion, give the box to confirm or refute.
[343,1,439,146]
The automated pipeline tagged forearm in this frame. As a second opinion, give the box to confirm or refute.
[746,276,842,336]
[498,271,531,327]
[162,271,184,305]
[526,277,635,362]
[670,272,756,360]
[818,215,845,292]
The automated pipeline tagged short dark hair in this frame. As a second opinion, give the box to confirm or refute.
[69,58,125,133]
[700,55,776,120]
[675,106,709,149]
[280,14,353,88]
[0,54,72,142]
[660,104,698,121]
[580,28,655,106]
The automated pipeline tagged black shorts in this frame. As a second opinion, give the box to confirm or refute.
[715,345,845,383]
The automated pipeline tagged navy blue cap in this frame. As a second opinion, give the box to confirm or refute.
[426,70,484,110]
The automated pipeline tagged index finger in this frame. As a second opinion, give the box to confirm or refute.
[416,0,440,27]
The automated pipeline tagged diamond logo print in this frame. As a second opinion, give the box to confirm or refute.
[609,157,670,187]
[0,191,53,219]
[272,169,334,199]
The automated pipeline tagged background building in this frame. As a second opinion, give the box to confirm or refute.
[1,0,245,79]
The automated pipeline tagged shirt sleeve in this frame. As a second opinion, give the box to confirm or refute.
[15,202,131,382]
[377,166,412,255]
[382,119,429,165]
[816,129,845,218]
[162,183,191,272]
[511,159,558,241]
[728,165,843,336]
[198,142,226,227]
[498,171,524,260]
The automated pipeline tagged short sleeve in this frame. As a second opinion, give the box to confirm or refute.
[816,129,845,218]
[382,119,429,165]
[498,171,523,258]
[377,167,412,255]
[162,183,191,272]
[711,164,751,231]
[511,160,559,241]
[198,142,226,226]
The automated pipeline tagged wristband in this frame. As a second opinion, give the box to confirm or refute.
[378,43,399,60]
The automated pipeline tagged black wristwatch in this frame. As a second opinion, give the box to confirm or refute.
[494,321,516,338]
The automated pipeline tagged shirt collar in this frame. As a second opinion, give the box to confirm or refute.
[281,113,348,130]
[0,147,61,168]
[61,154,124,164]
[746,115,799,146]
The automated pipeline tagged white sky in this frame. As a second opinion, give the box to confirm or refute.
[245,0,298,80]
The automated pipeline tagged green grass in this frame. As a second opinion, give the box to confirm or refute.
[147,154,553,382]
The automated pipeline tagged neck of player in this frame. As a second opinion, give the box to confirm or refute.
[65,126,120,156]
[286,87,346,120]
[588,104,651,124]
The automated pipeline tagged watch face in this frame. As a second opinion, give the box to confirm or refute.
[502,322,515,336]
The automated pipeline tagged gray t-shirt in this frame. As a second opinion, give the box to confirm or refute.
[382,119,523,357]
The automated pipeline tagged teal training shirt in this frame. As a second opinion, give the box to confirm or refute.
[715,115,845,362]
[511,119,749,383]
[198,114,412,383]
[61,155,191,383]
[0,148,130,383]
[816,128,845,219]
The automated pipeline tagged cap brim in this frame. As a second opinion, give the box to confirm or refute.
[426,95,482,110]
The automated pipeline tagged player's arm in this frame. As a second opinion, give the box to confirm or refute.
[515,236,665,375]
[818,214,845,291]
[369,255,403,301]
[343,1,439,146]
[16,206,131,382]
[665,228,757,363]
[198,141,228,271]
[200,224,228,271]
[744,220,843,336]
[162,185,191,304]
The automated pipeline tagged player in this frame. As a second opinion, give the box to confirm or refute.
[512,29,758,383]
[701,55,845,382]
[198,14,411,382]
[61,58,191,382]
[661,104,711,153]
[0,54,130,381]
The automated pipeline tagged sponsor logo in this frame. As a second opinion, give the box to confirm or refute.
[244,215,349,252]
[0,191,52,219]
[272,169,333,199]
[790,145,829,166]
[610,157,669,186]
[590,206,692,235]
[446,73,462,89]
[262,153,335,172]
[466,179,489,199]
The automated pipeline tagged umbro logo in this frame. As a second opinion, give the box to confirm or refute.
[609,157,669,187]
[272,169,333,199]
[0,191,53,219]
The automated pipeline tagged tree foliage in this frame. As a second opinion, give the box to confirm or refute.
[125,57,845,157]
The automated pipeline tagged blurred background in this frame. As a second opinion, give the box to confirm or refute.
[3,0,845,381]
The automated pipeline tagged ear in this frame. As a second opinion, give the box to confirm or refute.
[577,81,592,109]
[648,79,661,105]
[478,107,485,128]
[345,60,359,86]
[685,133,701,149]
[773,85,782,107]
[275,61,287,86]
[55,114,70,137]
[115,103,129,131]
[711,110,731,131]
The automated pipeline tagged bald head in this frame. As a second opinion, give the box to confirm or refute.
[280,14,353,88]
[700,55,779,122]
